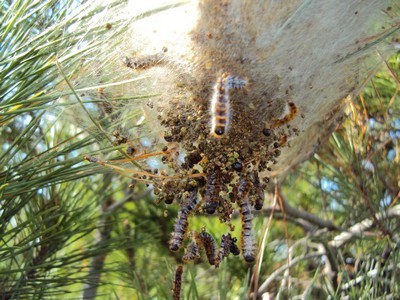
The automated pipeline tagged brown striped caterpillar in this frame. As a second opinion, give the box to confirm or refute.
[197,228,217,266]
[271,101,298,128]
[169,189,198,251]
[172,265,183,300]
[210,72,247,138]
[237,178,256,263]
[203,167,222,214]
[182,240,200,263]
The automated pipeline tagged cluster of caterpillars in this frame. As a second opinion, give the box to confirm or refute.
[171,230,241,300]
[167,168,265,264]
[181,227,240,267]
[164,75,297,264]
[88,71,298,268]
[119,61,298,264]
[160,72,298,265]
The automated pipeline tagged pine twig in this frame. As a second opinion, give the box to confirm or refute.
[329,205,400,248]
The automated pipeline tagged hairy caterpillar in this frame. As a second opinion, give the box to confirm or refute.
[172,265,183,300]
[210,72,247,138]
[203,167,222,214]
[123,47,167,70]
[237,177,256,262]
[169,189,198,251]
[197,228,217,266]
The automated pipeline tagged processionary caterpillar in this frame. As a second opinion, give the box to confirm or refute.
[169,189,198,251]
[197,228,217,266]
[172,265,183,300]
[237,177,256,262]
[210,72,247,138]
[203,167,222,214]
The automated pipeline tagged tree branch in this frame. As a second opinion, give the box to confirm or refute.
[329,205,400,248]
[256,194,400,298]
[261,191,340,231]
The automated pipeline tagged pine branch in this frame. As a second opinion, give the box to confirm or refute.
[261,190,340,231]
[329,205,400,249]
